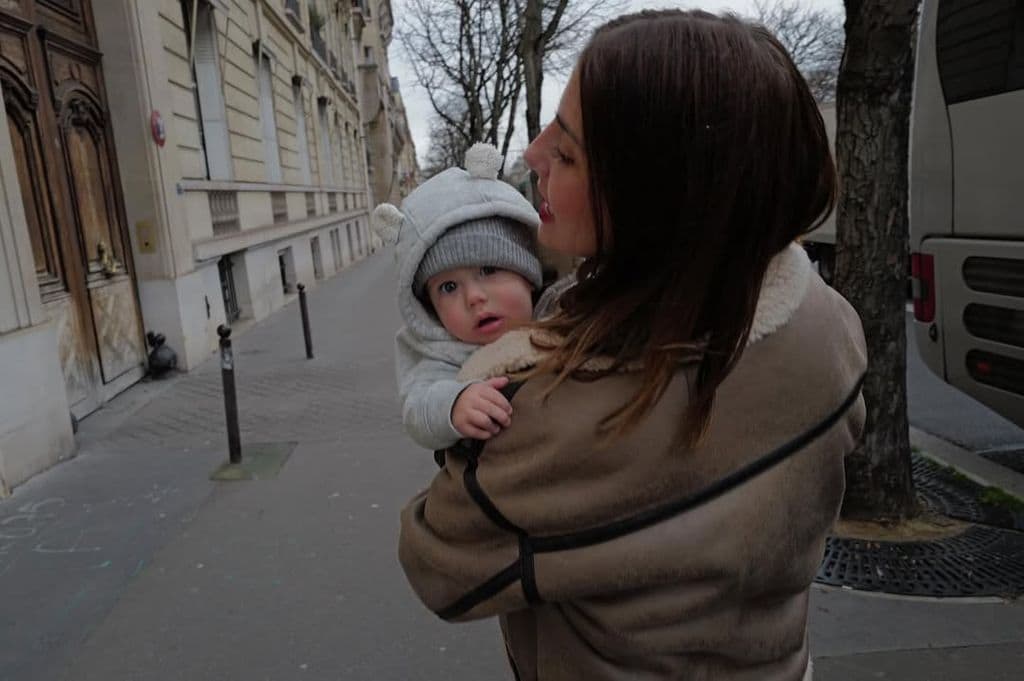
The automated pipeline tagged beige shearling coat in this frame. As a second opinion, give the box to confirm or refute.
[399,244,867,680]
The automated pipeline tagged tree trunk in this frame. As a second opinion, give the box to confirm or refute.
[522,0,544,146]
[834,0,921,521]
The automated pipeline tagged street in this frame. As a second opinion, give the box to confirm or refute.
[1,253,1023,680]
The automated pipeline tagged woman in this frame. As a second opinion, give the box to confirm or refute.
[399,10,866,681]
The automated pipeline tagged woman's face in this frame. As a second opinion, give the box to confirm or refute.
[524,71,599,257]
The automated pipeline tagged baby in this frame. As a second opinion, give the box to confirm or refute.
[372,144,543,452]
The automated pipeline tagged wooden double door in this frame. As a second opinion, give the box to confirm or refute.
[0,0,145,418]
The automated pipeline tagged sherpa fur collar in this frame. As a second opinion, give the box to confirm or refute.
[457,242,812,382]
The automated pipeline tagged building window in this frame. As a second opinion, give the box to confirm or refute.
[328,192,338,213]
[311,236,324,280]
[257,51,283,183]
[330,228,342,269]
[345,222,354,261]
[183,0,232,180]
[352,129,360,179]
[355,220,363,256]
[284,0,302,30]
[305,192,316,217]
[343,121,352,184]
[316,96,334,185]
[218,255,241,322]
[278,247,295,294]
[292,78,313,185]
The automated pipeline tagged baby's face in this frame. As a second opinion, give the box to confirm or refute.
[426,266,534,345]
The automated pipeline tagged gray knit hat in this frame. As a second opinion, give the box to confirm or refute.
[413,217,542,298]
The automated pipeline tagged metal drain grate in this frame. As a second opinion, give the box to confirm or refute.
[816,526,1024,597]
[913,455,1022,531]
[815,453,1024,596]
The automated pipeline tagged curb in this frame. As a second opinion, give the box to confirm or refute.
[910,426,1024,501]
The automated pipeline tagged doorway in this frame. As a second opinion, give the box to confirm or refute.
[0,1,146,418]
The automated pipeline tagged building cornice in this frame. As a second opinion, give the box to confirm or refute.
[193,209,369,262]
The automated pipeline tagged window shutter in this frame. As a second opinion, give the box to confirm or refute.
[258,55,282,183]
[194,5,232,180]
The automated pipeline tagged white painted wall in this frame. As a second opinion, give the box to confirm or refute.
[238,192,273,230]
[185,193,215,242]
[136,266,214,371]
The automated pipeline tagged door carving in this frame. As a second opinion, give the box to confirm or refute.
[0,0,145,416]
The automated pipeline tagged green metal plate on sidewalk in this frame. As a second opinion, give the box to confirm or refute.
[210,442,297,481]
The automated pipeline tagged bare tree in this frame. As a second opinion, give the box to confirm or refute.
[520,0,624,145]
[423,100,471,177]
[399,0,524,167]
[834,0,921,521]
[753,0,844,102]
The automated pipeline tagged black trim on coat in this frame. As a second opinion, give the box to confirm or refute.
[465,452,525,535]
[433,382,527,468]
[432,372,866,621]
[436,561,521,621]
[435,380,539,620]
[532,372,866,552]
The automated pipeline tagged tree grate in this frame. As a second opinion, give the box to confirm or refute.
[913,454,1024,531]
[815,525,1024,597]
[814,453,1024,596]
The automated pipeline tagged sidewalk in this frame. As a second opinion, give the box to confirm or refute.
[1,251,1022,680]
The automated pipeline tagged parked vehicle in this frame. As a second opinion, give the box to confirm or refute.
[909,0,1024,426]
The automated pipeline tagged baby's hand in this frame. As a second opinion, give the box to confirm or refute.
[452,377,513,440]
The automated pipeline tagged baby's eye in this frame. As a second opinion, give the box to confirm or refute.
[438,281,457,294]
[480,266,497,276]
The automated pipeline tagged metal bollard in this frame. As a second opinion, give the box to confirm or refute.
[218,324,242,464]
[298,283,314,359]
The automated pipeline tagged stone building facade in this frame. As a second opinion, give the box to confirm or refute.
[355,0,418,209]
[0,0,417,494]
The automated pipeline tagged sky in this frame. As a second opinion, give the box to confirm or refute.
[388,0,844,167]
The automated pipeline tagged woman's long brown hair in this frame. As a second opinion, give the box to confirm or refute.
[532,10,836,447]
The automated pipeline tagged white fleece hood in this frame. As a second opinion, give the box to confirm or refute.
[372,144,541,358]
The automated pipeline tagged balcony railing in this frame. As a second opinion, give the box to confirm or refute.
[271,191,288,224]
[210,191,240,235]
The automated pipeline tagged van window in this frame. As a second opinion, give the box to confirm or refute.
[936,0,1024,103]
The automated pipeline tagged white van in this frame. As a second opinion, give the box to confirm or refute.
[909,0,1024,425]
